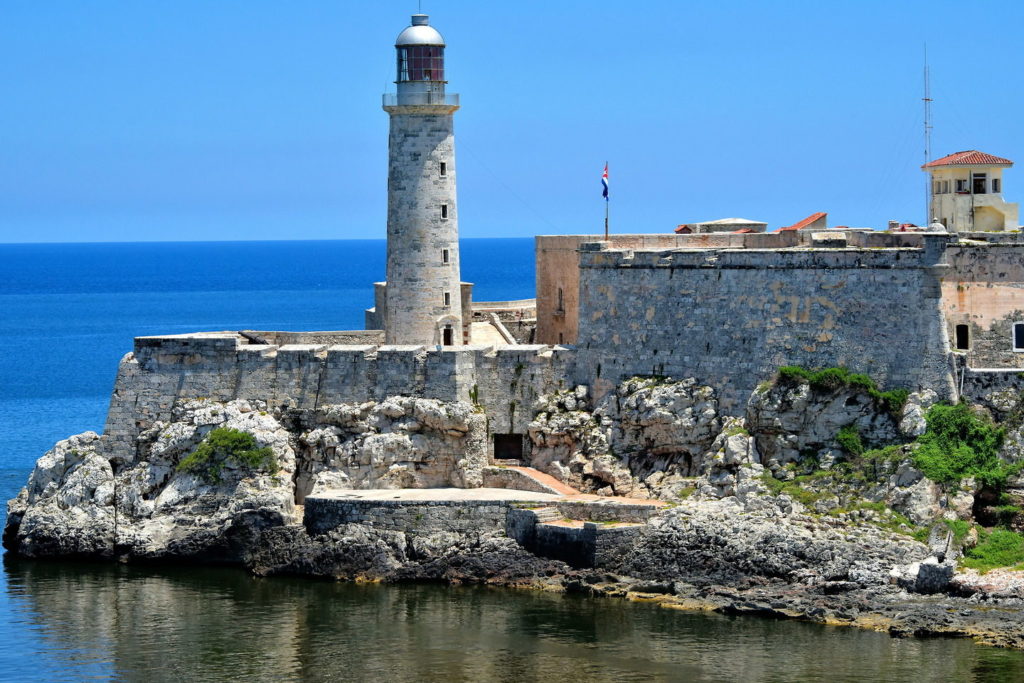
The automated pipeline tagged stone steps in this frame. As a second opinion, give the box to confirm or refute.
[532,507,563,523]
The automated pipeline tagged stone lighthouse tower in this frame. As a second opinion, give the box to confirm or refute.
[380,14,463,346]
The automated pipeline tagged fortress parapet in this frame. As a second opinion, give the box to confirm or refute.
[104,334,575,461]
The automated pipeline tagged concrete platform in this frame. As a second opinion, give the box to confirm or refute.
[313,487,563,503]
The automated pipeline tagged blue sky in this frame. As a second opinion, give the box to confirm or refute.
[1,1,1022,243]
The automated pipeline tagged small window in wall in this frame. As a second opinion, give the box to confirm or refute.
[1015,323,1024,352]
[955,324,970,350]
[942,180,950,194]
[973,173,988,194]
[439,161,447,177]
[443,325,453,346]
[559,332,564,344]
[994,178,1002,193]
[442,248,450,264]
[441,204,449,219]
[556,287,564,313]
[956,179,969,193]
[443,291,451,307]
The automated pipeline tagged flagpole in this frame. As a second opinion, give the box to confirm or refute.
[604,160,609,240]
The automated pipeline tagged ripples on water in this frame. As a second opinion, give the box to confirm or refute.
[0,560,1022,682]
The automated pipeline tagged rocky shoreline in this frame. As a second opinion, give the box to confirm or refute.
[8,372,1024,650]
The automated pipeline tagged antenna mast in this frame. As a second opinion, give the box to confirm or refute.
[923,46,933,225]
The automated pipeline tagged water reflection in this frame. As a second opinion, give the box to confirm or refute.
[4,558,1024,682]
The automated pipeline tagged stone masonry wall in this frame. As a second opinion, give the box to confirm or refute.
[574,238,957,414]
[304,498,512,536]
[102,334,574,461]
[943,243,1024,369]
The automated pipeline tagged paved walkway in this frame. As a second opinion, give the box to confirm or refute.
[314,487,562,503]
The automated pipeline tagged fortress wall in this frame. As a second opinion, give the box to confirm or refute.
[574,242,957,414]
[304,498,512,536]
[102,333,574,460]
[943,244,1024,368]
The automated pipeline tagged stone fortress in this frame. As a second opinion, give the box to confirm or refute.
[12,12,1024,595]
[85,14,1024,511]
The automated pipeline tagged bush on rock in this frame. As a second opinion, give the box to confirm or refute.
[177,427,278,483]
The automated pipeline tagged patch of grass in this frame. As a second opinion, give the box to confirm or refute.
[677,485,697,499]
[912,403,1014,488]
[962,529,1024,573]
[723,423,749,438]
[942,518,972,545]
[759,473,826,506]
[177,427,278,484]
[836,425,864,456]
[912,527,931,543]
[994,505,1022,529]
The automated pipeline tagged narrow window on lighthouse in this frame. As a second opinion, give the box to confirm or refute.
[440,161,447,177]
[443,291,451,307]
[442,248,450,264]
[441,204,449,219]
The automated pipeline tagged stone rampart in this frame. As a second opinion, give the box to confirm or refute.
[574,238,957,413]
[304,498,512,536]
[103,334,575,460]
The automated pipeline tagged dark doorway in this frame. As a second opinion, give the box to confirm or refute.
[493,433,524,461]
[1015,323,1024,351]
[955,324,970,350]
[443,325,453,346]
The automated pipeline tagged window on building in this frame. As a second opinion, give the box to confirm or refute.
[440,162,447,177]
[442,248,449,264]
[943,180,950,194]
[973,173,988,194]
[1014,323,1024,351]
[994,178,1002,193]
[955,324,970,350]
[441,204,448,219]
[934,181,941,195]
[956,179,969,193]
[442,325,453,346]
[443,291,451,307]
[556,287,564,313]
[559,332,564,344]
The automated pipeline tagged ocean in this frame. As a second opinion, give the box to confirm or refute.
[1,239,1023,681]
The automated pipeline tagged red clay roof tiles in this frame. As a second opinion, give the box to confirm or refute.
[923,150,1013,168]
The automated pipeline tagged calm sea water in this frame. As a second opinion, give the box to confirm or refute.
[1,239,1024,681]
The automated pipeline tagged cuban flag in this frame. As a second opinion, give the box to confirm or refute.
[601,163,609,200]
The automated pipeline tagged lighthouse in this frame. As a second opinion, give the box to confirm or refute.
[378,14,463,346]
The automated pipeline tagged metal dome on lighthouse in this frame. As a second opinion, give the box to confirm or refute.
[371,14,465,347]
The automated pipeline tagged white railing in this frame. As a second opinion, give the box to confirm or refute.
[382,93,460,106]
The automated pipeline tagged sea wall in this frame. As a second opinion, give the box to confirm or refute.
[574,236,957,413]
[103,334,574,461]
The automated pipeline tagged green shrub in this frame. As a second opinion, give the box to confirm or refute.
[177,427,278,484]
[962,529,1024,572]
[912,403,1011,488]
[773,366,908,417]
[836,425,864,456]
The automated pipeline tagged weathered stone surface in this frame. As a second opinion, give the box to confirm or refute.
[746,380,902,471]
[527,378,721,497]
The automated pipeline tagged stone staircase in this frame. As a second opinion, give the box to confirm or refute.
[482,464,582,496]
[530,507,563,524]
